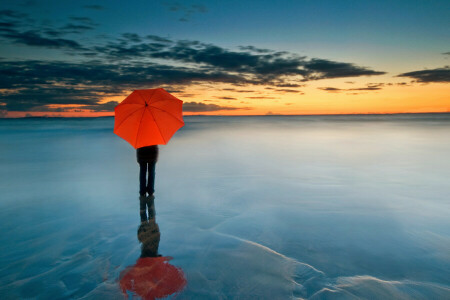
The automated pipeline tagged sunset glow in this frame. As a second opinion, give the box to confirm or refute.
[0,1,448,117]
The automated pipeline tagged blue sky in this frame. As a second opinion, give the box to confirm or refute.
[3,0,449,66]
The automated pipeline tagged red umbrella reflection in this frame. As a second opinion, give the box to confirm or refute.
[119,256,186,300]
[120,196,186,299]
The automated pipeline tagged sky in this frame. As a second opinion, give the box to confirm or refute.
[0,0,449,117]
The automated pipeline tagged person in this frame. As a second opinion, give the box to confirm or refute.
[137,145,159,200]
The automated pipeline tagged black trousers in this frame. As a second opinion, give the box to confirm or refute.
[139,161,156,196]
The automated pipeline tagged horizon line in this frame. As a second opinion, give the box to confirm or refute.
[2,111,450,119]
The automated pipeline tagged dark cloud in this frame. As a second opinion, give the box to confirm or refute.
[246,96,277,99]
[0,13,386,113]
[2,86,106,111]
[275,89,301,93]
[0,10,27,19]
[442,52,450,55]
[273,83,303,88]
[176,93,196,98]
[214,96,237,100]
[92,36,384,85]
[0,21,15,29]
[121,33,142,43]
[145,35,173,43]
[60,23,95,33]
[0,28,85,50]
[163,2,208,21]
[319,82,384,93]
[183,101,244,112]
[318,87,343,92]
[397,66,450,83]
[348,87,381,91]
[238,45,274,53]
[304,59,385,80]
[81,101,119,112]
[0,60,247,111]
[0,11,97,44]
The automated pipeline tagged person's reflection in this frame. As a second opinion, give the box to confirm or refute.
[119,196,187,300]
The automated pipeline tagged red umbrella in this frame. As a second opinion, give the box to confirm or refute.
[119,256,187,300]
[114,88,184,148]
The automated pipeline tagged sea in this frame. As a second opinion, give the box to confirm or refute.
[0,114,449,299]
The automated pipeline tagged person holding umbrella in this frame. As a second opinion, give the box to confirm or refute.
[114,88,184,207]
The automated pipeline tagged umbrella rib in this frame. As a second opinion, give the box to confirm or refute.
[148,107,167,144]
[115,106,143,131]
[148,105,184,123]
[134,108,147,148]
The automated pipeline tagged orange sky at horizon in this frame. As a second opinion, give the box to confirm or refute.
[4,80,449,118]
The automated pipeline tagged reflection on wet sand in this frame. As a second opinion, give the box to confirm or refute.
[119,196,187,299]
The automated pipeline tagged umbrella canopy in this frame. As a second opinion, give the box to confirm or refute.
[114,88,184,148]
[119,256,187,300]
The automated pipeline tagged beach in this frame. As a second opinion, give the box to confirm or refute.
[0,114,449,299]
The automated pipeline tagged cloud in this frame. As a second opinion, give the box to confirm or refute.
[60,23,95,33]
[163,2,208,21]
[121,33,142,43]
[183,101,246,112]
[319,83,384,93]
[304,59,385,80]
[0,14,386,113]
[318,87,343,92]
[349,87,381,91]
[0,9,27,19]
[442,52,450,55]
[246,96,277,99]
[145,35,173,43]
[0,28,85,50]
[0,60,247,111]
[92,36,385,85]
[238,45,273,53]
[397,66,450,83]
[214,96,237,100]
[275,89,301,93]
[0,110,7,118]
[273,83,303,87]
[79,101,119,112]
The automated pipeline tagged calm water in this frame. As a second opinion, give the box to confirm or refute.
[0,114,449,299]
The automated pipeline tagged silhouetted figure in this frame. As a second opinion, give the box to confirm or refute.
[120,196,187,299]
[139,192,156,223]
[138,196,160,256]
[137,145,158,197]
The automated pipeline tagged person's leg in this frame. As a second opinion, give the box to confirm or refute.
[139,196,147,222]
[139,162,147,196]
[146,161,156,196]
